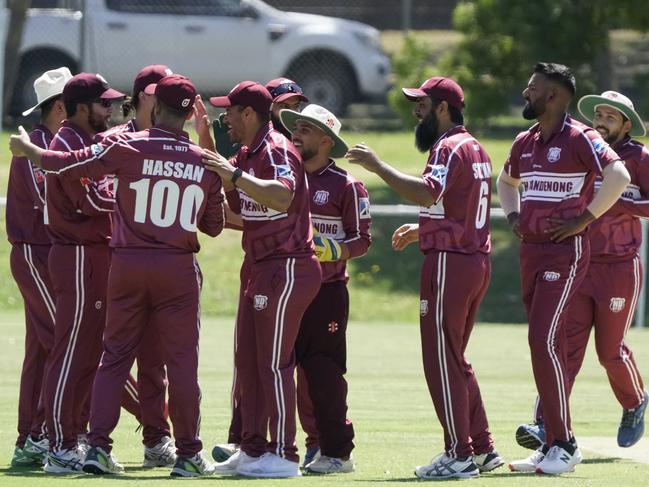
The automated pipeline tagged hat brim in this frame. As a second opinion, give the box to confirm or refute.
[100,88,127,100]
[209,95,232,108]
[578,95,646,137]
[402,87,427,101]
[279,109,349,159]
[273,93,309,104]
[21,92,62,117]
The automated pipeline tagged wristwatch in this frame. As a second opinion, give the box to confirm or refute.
[231,167,243,185]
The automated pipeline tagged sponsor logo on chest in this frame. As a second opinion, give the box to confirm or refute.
[239,191,286,221]
[312,214,345,239]
[520,171,586,202]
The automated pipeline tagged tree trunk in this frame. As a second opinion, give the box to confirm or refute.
[3,0,31,117]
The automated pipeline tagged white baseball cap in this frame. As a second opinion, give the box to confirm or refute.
[279,104,349,158]
[22,66,73,116]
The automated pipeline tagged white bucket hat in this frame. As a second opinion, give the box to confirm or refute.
[578,90,646,137]
[279,104,349,158]
[22,66,73,116]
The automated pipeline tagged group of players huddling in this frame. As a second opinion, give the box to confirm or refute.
[6,60,648,479]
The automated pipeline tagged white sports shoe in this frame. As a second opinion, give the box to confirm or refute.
[170,451,215,477]
[414,453,479,480]
[143,436,177,467]
[236,452,301,478]
[211,443,239,462]
[213,449,254,475]
[82,446,125,475]
[43,447,84,473]
[474,450,505,472]
[305,454,355,474]
[535,444,582,475]
[508,448,545,472]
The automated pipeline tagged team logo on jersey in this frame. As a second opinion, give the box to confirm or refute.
[547,147,562,163]
[90,143,103,156]
[328,321,339,333]
[254,294,268,311]
[543,271,560,281]
[313,190,329,205]
[359,197,371,219]
[429,164,448,185]
[420,299,429,316]
[609,297,626,313]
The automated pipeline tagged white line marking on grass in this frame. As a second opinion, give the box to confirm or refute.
[580,437,649,464]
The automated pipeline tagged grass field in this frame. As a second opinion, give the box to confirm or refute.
[2,311,649,485]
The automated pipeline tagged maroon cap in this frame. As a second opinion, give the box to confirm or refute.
[133,64,173,95]
[402,76,465,111]
[209,81,272,114]
[63,73,125,105]
[144,74,196,111]
[265,78,309,104]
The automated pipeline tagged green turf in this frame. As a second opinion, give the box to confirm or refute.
[1,311,649,485]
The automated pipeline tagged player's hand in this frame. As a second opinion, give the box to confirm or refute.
[192,95,211,139]
[345,143,382,173]
[9,126,31,158]
[545,211,596,243]
[312,228,342,262]
[507,212,522,240]
[213,113,240,159]
[391,223,419,251]
[202,148,235,182]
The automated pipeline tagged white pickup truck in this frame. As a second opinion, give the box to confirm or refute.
[12,0,391,115]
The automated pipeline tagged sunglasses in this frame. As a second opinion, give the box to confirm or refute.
[89,98,113,108]
[269,82,303,98]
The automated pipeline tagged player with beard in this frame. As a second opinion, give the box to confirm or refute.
[497,63,631,475]
[515,90,649,452]
[39,73,126,473]
[346,77,502,480]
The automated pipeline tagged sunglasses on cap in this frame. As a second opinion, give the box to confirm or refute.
[269,82,303,98]
[89,98,113,108]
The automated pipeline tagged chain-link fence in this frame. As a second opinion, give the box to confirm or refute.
[5,0,458,119]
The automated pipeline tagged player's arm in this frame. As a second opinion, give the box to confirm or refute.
[612,151,649,218]
[198,177,225,237]
[345,143,435,207]
[223,197,244,230]
[202,149,294,212]
[496,168,522,239]
[340,181,372,260]
[15,155,46,211]
[193,95,216,152]
[391,223,419,251]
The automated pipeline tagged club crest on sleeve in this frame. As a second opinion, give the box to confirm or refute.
[313,190,329,205]
[429,164,448,184]
[543,271,560,281]
[592,138,610,155]
[547,147,562,163]
[254,294,268,311]
[420,299,429,316]
[609,297,626,313]
[276,164,294,181]
[359,197,371,219]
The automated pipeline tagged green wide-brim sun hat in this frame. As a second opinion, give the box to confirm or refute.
[279,107,349,159]
[578,94,646,137]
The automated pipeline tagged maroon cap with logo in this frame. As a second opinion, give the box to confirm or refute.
[144,74,196,111]
[209,81,272,114]
[63,73,125,105]
[402,76,465,111]
[265,78,309,104]
[133,64,173,95]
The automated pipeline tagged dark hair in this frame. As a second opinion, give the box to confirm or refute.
[40,95,61,118]
[430,97,464,125]
[256,109,270,124]
[533,62,576,96]
[158,99,192,119]
[121,96,136,118]
[64,99,80,117]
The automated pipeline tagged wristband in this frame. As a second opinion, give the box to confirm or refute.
[506,211,520,226]
[231,167,243,185]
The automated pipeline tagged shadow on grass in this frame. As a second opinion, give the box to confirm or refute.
[581,457,624,464]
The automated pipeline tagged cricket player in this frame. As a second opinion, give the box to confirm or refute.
[497,63,631,475]
[515,90,649,452]
[205,81,321,478]
[346,76,502,480]
[10,74,225,477]
[8,67,71,467]
[280,104,372,474]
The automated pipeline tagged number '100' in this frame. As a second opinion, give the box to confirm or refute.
[129,178,204,231]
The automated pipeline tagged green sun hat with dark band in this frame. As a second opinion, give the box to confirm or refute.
[279,104,349,158]
[578,90,646,137]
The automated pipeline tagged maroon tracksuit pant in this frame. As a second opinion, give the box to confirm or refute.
[420,250,494,458]
[295,281,353,458]
[11,243,55,446]
[88,249,203,457]
[534,255,645,422]
[521,236,589,446]
[237,255,321,462]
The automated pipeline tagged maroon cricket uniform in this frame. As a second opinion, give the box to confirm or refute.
[7,125,56,447]
[96,119,171,448]
[418,125,494,458]
[504,113,621,445]
[226,123,321,462]
[40,125,225,457]
[294,161,371,458]
[41,121,115,452]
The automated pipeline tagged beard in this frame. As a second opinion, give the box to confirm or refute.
[414,112,440,153]
[271,113,292,139]
[596,126,622,144]
[298,145,318,162]
[89,110,109,133]
[522,97,545,120]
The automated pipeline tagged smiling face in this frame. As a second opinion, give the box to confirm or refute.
[224,105,246,143]
[592,105,631,144]
[291,120,332,162]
